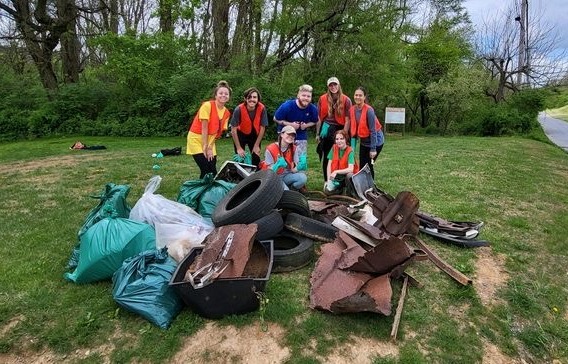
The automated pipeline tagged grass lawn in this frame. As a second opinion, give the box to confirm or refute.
[546,105,568,122]
[0,131,567,363]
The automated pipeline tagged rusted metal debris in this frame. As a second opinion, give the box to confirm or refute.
[366,190,420,236]
[309,238,393,315]
[390,275,409,342]
[411,236,472,286]
[189,224,257,280]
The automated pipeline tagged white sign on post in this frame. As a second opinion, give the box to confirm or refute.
[385,107,405,124]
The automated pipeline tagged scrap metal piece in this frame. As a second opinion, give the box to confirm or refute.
[192,224,257,279]
[330,274,392,315]
[310,240,373,312]
[339,233,414,275]
[390,275,409,342]
[412,236,472,286]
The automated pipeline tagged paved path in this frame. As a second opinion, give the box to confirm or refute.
[538,112,568,152]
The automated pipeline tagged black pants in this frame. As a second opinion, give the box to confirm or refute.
[319,123,341,182]
[192,153,217,179]
[233,130,261,168]
[359,143,383,180]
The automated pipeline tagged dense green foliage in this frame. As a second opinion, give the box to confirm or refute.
[0,1,565,142]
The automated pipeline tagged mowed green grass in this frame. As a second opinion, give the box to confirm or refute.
[0,132,567,363]
[546,105,568,122]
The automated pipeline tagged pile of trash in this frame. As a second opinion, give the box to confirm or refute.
[63,161,488,334]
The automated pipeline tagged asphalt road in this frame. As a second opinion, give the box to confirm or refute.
[538,112,568,152]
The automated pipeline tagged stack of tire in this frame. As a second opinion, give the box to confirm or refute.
[211,170,338,272]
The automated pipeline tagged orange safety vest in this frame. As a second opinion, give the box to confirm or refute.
[237,102,264,135]
[318,94,348,125]
[189,101,231,138]
[349,104,382,138]
[331,145,359,174]
[265,142,295,175]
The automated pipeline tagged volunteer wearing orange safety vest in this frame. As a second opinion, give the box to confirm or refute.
[230,87,268,168]
[325,129,355,194]
[349,86,384,179]
[262,125,307,191]
[187,80,232,178]
[316,77,352,182]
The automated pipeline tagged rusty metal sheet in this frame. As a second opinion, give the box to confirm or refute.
[330,274,392,315]
[309,240,372,312]
[377,191,420,236]
[193,224,257,279]
[339,233,414,275]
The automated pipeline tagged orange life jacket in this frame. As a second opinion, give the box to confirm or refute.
[331,144,359,174]
[189,101,230,138]
[349,104,382,138]
[264,142,295,174]
[237,102,264,135]
[318,94,348,125]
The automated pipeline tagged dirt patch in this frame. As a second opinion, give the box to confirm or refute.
[482,340,517,364]
[0,154,109,175]
[322,336,399,363]
[170,322,289,363]
[0,315,24,338]
[474,247,509,306]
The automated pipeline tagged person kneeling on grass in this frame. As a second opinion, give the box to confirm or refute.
[261,125,308,192]
[324,129,356,195]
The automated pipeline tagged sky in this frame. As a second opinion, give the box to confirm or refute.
[463,0,568,52]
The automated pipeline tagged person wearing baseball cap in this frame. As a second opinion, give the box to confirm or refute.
[261,125,308,192]
[316,77,352,182]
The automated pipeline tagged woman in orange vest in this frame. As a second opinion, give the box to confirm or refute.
[187,80,232,178]
[316,77,352,182]
[325,129,355,194]
[349,86,384,179]
[230,87,268,168]
[262,125,308,192]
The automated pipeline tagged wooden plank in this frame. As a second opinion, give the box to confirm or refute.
[390,275,409,342]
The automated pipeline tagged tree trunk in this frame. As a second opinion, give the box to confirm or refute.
[58,0,81,84]
[212,0,230,70]
[159,0,174,33]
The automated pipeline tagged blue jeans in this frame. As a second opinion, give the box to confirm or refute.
[281,172,307,190]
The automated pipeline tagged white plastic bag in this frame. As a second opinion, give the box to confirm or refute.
[155,223,207,262]
[130,176,212,228]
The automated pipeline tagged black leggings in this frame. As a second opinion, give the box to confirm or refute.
[192,153,217,179]
[320,123,341,182]
[233,130,261,167]
[359,144,383,180]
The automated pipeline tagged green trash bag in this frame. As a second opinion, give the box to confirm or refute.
[112,248,182,329]
[64,216,156,284]
[198,179,235,218]
[67,183,132,269]
[177,173,214,210]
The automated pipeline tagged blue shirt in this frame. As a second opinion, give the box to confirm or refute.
[274,99,319,141]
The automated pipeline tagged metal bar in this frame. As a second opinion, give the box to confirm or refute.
[413,237,472,286]
[390,275,409,342]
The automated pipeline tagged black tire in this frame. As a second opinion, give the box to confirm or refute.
[284,212,338,243]
[271,230,315,273]
[253,210,284,240]
[212,170,284,226]
[276,190,312,218]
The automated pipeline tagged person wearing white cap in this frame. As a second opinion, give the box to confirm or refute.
[273,84,318,156]
[316,77,352,182]
[261,125,308,192]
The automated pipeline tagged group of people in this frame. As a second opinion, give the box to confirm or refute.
[186,77,385,194]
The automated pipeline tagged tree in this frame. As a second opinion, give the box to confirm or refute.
[476,1,568,102]
[0,0,82,91]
